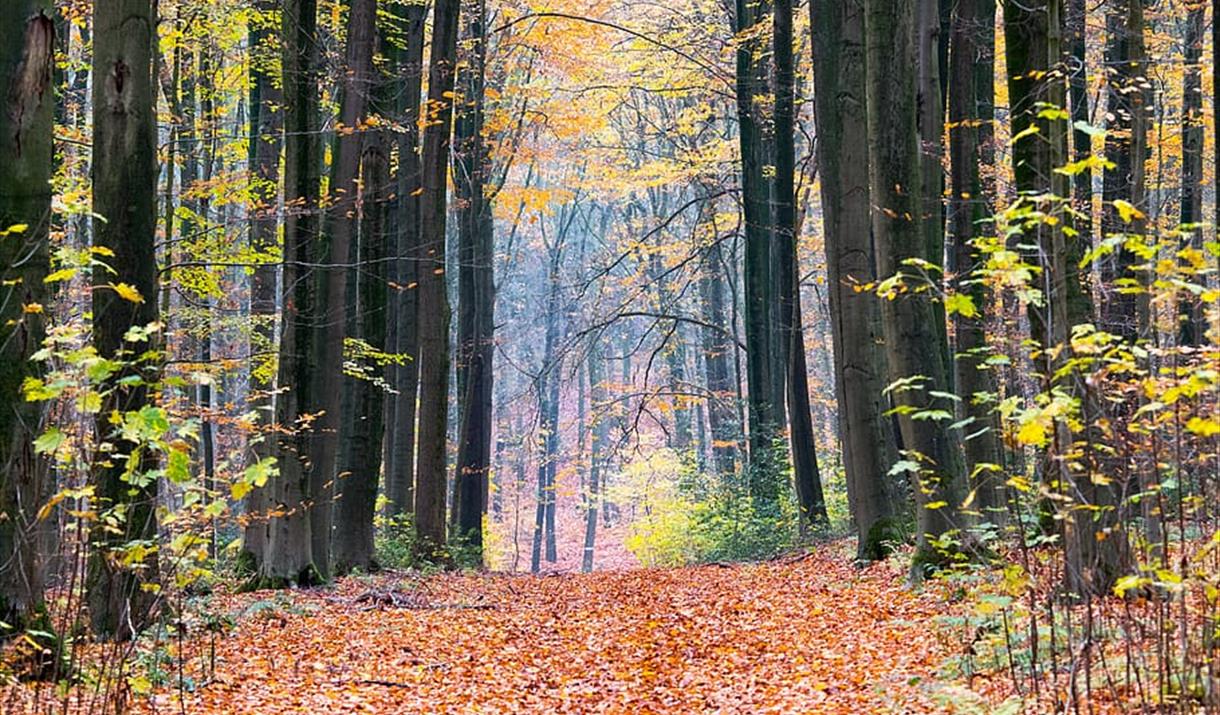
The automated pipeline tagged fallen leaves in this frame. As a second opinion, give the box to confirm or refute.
[158,543,956,713]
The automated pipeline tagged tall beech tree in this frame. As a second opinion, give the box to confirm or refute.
[415,0,462,555]
[732,0,784,510]
[775,0,826,529]
[329,0,383,576]
[453,0,495,555]
[811,0,900,559]
[0,0,53,636]
[1177,2,1205,346]
[383,0,428,518]
[948,0,1004,516]
[240,0,283,571]
[89,0,161,635]
[866,0,969,573]
[260,0,322,586]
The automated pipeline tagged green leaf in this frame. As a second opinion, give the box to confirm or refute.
[33,428,66,455]
[943,292,978,318]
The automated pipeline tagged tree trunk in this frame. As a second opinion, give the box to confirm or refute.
[531,248,563,572]
[1098,0,1149,342]
[1177,3,1205,346]
[948,0,1005,518]
[811,0,900,559]
[0,1,53,637]
[453,0,495,557]
[733,0,783,509]
[260,0,322,588]
[240,0,283,572]
[304,0,377,581]
[697,195,738,481]
[383,1,427,519]
[866,0,969,575]
[776,0,826,530]
[583,339,608,572]
[89,0,161,635]
[414,0,462,557]
[1067,0,1092,245]
[333,126,390,575]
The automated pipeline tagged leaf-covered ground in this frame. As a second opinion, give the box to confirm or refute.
[153,543,967,713]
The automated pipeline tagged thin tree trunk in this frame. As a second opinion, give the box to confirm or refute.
[583,339,607,572]
[776,0,826,530]
[1067,0,1092,244]
[697,198,738,481]
[240,0,283,572]
[1177,3,1205,346]
[733,0,783,510]
[0,1,53,637]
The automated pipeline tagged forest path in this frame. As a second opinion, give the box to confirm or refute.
[163,543,963,713]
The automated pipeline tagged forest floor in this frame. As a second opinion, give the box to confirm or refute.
[159,541,981,714]
[5,540,1014,714]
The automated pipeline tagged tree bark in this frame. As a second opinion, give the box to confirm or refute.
[89,0,161,635]
[583,338,608,572]
[811,0,900,559]
[948,0,1005,518]
[260,0,322,587]
[453,0,495,556]
[383,0,427,519]
[866,0,969,575]
[414,0,462,557]
[333,125,390,575]
[1177,3,1205,346]
[0,1,53,637]
[733,0,783,509]
[775,0,826,530]
[1098,0,1149,342]
[240,0,283,572]
[697,195,738,481]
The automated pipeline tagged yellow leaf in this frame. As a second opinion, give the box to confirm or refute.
[110,282,144,303]
[1016,419,1048,447]
[1113,199,1144,224]
[44,268,76,284]
[1186,417,1220,437]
